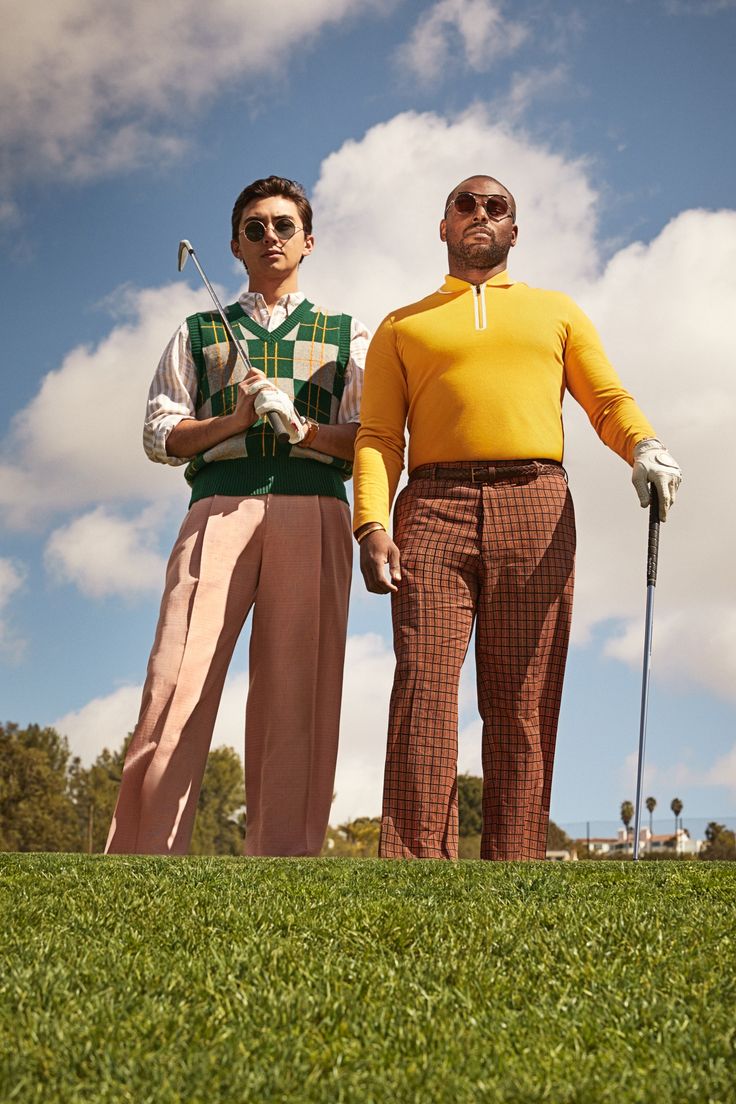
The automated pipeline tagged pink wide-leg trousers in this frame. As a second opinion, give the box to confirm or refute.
[105,494,352,857]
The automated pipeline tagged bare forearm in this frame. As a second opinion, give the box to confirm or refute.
[308,422,359,462]
[166,413,248,459]
[166,413,358,463]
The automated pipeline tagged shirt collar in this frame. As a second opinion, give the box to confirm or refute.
[438,271,514,294]
[238,290,306,314]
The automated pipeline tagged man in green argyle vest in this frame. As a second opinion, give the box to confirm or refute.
[106,176,369,857]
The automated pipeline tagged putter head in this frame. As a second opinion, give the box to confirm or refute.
[177,239,193,272]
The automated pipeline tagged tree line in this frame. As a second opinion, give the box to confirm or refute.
[0,722,244,855]
[2,725,734,859]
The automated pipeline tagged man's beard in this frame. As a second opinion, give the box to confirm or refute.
[448,234,509,272]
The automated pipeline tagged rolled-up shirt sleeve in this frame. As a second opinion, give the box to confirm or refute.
[143,322,199,466]
[337,317,370,425]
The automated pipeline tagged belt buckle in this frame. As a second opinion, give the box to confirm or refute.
[470,464,494,484]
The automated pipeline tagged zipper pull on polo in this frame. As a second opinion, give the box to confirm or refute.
[473,282,488,331]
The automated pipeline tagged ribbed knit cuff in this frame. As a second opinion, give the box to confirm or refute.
[188,456,348,505]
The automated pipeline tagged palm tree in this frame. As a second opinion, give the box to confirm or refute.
[671,797,683,855]
[645,796,657,852]
[621,800,634,854]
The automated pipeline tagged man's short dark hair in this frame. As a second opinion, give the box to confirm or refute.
[231,176,313,240]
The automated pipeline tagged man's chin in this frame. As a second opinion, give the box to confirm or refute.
[453,243,505,268]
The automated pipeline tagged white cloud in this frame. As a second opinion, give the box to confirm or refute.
[0,282,202,528]
[458,718,483,776]
[45,505,170,599]
[665,0,736,13]
[396,0,527,83]
[499,65,569,121]
[0,197,19,227]
[564,208,736,701]
[705,743,736,791]
[332,633,395,822]
[0,0,389,193]
[620,751,658,802]
[0,557,26,655]
[307,109,735,704]
[50,622,736,829]
[308,106,599,326]
[55,674,252,769]
[605,606,736,704]
[334,636,484,820]
[53,633,395,824]
[6,106,736,709]
[54,684,143,765]
[622,741,736,803]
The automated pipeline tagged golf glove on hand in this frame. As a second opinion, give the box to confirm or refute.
[246,378,308,444]
[632,438,682,521]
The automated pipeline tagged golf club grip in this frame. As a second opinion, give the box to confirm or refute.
[647,486,660,587]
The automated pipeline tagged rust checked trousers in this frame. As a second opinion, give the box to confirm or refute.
[379,461,576,861]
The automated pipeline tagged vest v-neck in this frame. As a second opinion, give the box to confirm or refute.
[227,298,315,342]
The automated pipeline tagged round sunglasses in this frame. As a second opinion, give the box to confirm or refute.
[446,192,514,221]
[239,217,304,243]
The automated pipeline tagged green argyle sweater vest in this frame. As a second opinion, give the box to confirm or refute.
[184,299,353,505]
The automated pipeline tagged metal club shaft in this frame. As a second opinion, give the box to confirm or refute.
[632,487,660,861]
[177,240,288,443]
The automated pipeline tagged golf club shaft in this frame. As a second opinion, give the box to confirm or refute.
[632,488,660,861]
[184,246,288,443]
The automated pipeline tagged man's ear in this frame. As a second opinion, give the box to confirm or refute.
[439,219,447,243]
[231,238,248,271]
[302,233,315,260]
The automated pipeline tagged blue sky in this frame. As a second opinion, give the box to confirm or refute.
[1,0,735,836]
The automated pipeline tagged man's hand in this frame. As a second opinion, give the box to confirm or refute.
[360,530,402,594]
[166,368,265,458]
[230,370,267,433]
[246,378,308,444]
[632,438,682,521]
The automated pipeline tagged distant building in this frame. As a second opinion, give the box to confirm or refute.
[545,849,578,861]
[576,826,702,856]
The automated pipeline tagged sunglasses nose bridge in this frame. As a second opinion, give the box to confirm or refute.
[242,219,295,243]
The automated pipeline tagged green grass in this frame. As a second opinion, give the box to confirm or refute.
[1,857,735,1103]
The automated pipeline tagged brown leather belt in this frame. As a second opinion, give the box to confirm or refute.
[409,460,565,484]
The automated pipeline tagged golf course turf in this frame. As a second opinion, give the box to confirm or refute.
[2,856,734,1102]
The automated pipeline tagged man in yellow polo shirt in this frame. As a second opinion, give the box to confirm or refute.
[353,173,682,861]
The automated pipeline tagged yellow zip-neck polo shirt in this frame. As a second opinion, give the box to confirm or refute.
[353,271,656,532]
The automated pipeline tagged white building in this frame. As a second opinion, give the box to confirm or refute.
[577,826,702,856]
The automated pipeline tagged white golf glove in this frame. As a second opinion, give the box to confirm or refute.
[632,438,682,521]
[245,378,308,445]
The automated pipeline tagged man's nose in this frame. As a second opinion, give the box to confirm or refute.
[472,201,489,223]
[262,222,280,243]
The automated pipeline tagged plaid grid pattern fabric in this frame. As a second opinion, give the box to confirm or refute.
[183,301,353,488]
[190,299,351,431]
[379,461,576,861]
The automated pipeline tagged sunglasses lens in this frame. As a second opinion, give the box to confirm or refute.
[243,221,265,242]
[485,196,511,220]
[453,192,477,214]
[273,218,297,241]
[450,193,513,219]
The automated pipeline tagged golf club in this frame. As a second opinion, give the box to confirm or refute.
[177,239,289,444]
[632,486,660,861]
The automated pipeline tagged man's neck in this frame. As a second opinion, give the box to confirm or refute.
[447,260,508,286]
[247,276,301,312]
